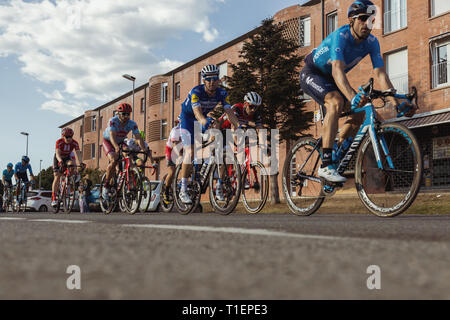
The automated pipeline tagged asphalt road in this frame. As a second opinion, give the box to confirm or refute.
[0,211,449,299]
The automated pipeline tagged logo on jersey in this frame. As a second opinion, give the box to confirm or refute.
[313,46,330,62]
[191,94,200,104]
[306,77,324,93]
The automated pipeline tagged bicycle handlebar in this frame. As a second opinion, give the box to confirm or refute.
[359,78,418,108]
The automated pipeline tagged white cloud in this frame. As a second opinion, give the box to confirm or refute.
[41,99,87,118]
[0,0,221,116]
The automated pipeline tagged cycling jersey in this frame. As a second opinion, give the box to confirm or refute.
[166,125,182,149]
[2,169,14,182]
[220,103,262,129]
[15,162,33,176]
[55,138,80,158]
[103,116,140,143]
[181,85,231,118]
[309,24,384,76]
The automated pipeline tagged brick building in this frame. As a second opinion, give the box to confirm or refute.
[60,0,450,189]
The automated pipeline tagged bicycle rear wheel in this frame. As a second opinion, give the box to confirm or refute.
[122,167,143,214]
[282,136,325,216]
[355,123,422,217]
[173,164,200,215]
[209,154,242,215]
[139,176,152,213]
[99,173,117,214]
[241,161,269,214]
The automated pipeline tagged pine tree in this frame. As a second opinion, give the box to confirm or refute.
[226,18,313,203]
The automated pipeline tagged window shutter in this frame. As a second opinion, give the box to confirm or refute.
[83,143,92,160]
[149,83,162,106]
[84,116,92,133]
[148,120,162,142]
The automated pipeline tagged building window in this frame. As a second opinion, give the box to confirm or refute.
[140,97,145,112]
[161,82,168,103]
[161,119,168,140]
[175,82,181,100]
[92,116,96,132]
[327,12,337,35]
[432,40,450,88]
[91,143,96,159]
[83,143,96,160]
[299,16,311,47]
[199,72,203,85]
[384,0,407,34]
[218,62,228,87]
[386,49,408,93]
[431,0,450,17]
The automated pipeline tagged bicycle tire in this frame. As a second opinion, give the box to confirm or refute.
[139,176,152,213]
[99,173,117,214]
[354,122,422,217]
[122,167,143,214]
[160,174,174,213]
[241,161,269,214]
[173,164,199,215]
[62,176,76,214]
[282,136,325,216]
[209,154,242,215]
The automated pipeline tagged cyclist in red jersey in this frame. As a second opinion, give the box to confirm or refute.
[219,92,263,131]
[51,127,84,207]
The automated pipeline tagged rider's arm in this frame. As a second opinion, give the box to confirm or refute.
[193,107,208,126]
[224,108,241,130]
[373,66,400,106]
[2,174,5,186]
[332,60,358,102]
[55,148,64,163]
[110,131,121,151]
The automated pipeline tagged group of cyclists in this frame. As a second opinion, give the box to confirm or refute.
[2,0,417,215]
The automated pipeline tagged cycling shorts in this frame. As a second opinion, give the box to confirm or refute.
[16,172,29,184]
[53,154,75,173]
[299,53,347,106]
[102,138,116,156]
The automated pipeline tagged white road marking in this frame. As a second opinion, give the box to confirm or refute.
[121,224,346,241]
[0,217,27,221]
[28,219,91,224]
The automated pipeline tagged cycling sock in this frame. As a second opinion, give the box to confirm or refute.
[181,178,187,192]
[52,192,55,201]
[321,148,333,168]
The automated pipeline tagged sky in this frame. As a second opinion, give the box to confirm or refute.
[0,0,307,174]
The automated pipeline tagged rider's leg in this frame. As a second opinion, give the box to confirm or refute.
[180,145,194,192]
[105,152,118,186]
[165,165,175,188]
[322,91,346,166]
[52,171,61,201]
[338,108,364,144]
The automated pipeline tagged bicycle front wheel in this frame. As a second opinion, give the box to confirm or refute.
[173,164,200,215]
[282,136,325,216]
[122,167,143,214]
[139,176,152,213]
[160,174,174,213]
[99,173,117,214]
[209,154,242,215]
[241,161,269,214]
[62,177,76,214]
[355,123,422,217]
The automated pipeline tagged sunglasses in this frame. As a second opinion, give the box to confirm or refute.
[248,105,258,110]
[354,14,372,22]
[64,135,73,139]
[119,112,131,116]
[204,76,219,82]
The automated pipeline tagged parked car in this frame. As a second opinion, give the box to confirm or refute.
[145,180,162,212]
[26,190,55,212]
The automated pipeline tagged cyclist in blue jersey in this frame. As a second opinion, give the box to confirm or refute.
[178,64,241,204]
[300,0,416,183]
[2,163,15,206]
[102,103,152,199]
[14,156,35,206]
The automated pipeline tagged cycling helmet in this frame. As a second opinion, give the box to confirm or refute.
[201,64,220,78]
[117,102,132,113]
[244,92,262,106]
[61,127,74,137]
[124,138,139,151]
[348,0,376,18]
[22,156,30,163]
[7,163,13,168]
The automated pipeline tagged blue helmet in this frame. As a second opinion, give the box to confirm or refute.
[7,163,13,168]
[348,0,376,18]
[22,155,30,163]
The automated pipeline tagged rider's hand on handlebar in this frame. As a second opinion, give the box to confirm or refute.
[351,92,368,110]
[396,102,417,118]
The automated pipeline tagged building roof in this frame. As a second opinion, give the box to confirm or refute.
[385,108,450,129]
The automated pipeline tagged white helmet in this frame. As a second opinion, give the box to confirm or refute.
[124,138,138,150]
[244,92,262,106]
[201,64,219,78]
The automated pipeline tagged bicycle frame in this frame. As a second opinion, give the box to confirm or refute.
[299,91,414,184]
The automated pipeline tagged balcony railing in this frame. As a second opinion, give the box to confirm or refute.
[432,61,450,88]
[384,7,407,34]
[389,73,409,94]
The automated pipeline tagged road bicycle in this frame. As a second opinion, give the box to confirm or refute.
[2,184,14,212]
[14,179,35,213]
[100,145,148,214]
[235,126,269,214]
[282,78,423,217]
[160,173,175,213]
[54,164,84,214]
[173,139,242,215]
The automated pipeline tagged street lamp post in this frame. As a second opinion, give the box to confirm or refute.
[39,159,42,190]
[20,132,29,156]
[122,74,136,120]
